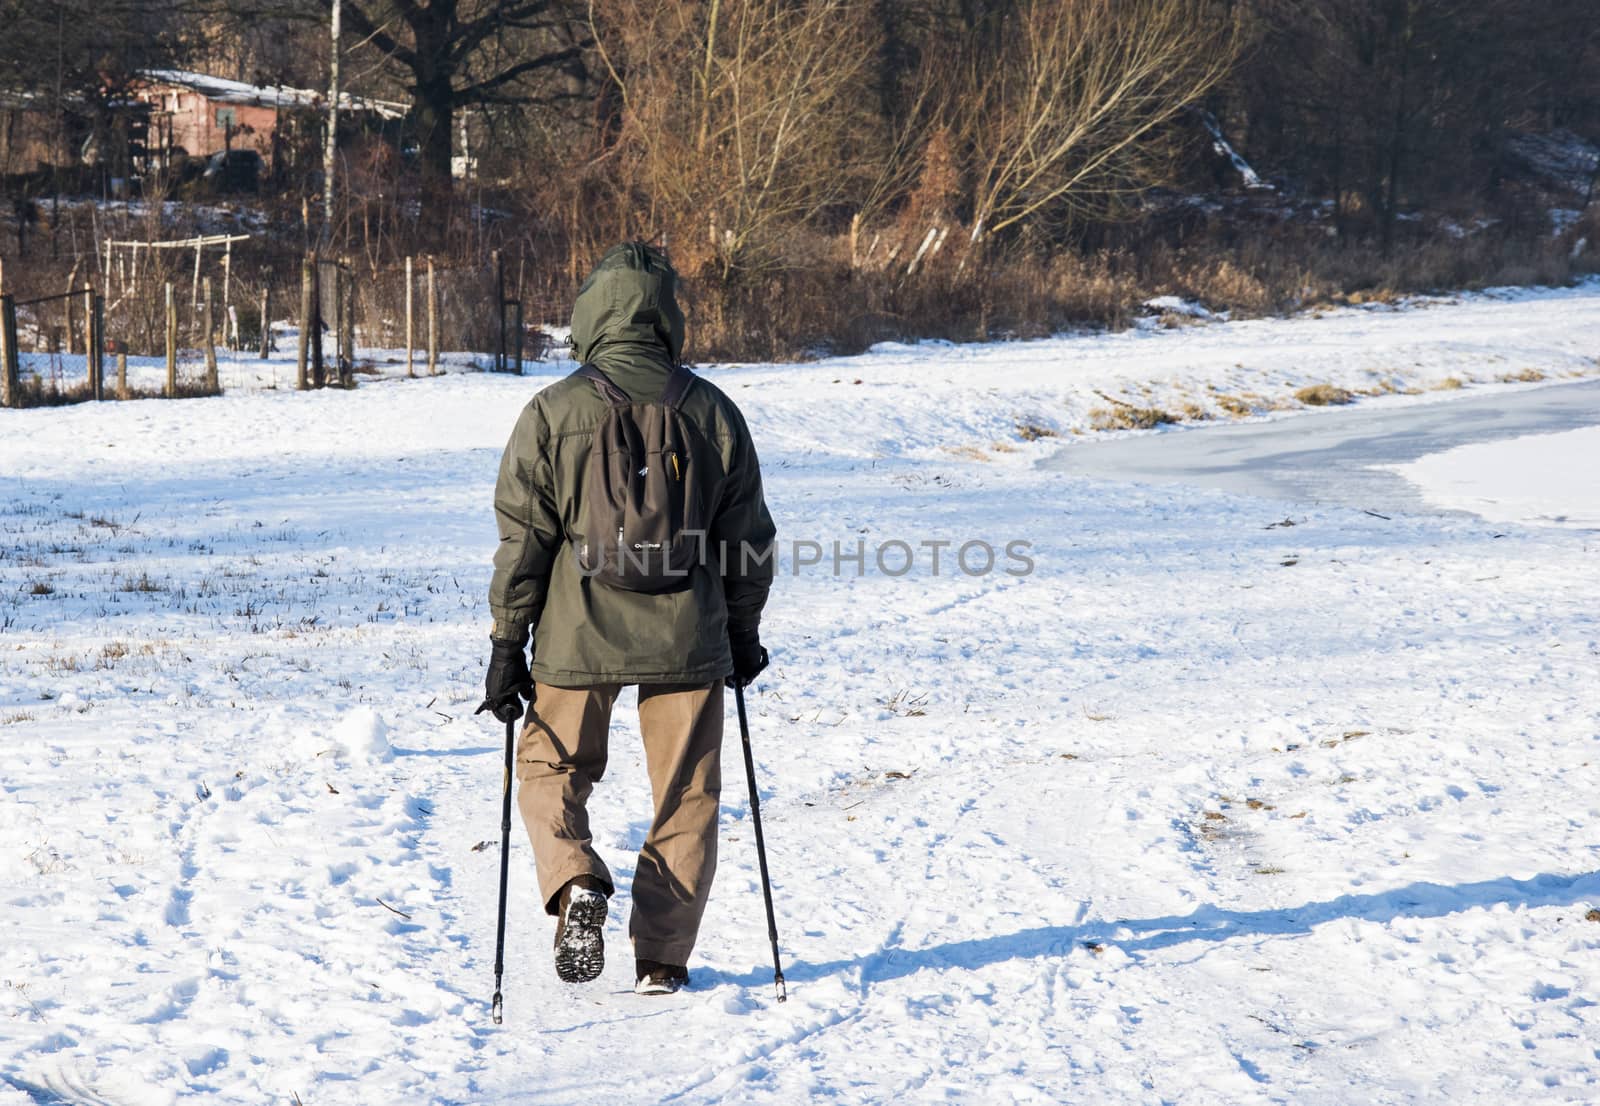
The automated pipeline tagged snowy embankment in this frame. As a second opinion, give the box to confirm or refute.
[20,279,1600,446]
[2,284,1599,1104]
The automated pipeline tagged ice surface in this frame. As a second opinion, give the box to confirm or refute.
[1049,376,1600,524]
[1391,424,1600,530]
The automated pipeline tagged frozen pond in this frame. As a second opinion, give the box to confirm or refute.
[1046,379,1600,526]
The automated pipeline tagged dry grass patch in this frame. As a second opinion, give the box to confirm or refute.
[1214,394,1253,417]
[1198,810,1235,843]
[42,652,80,673]
[1344,287,1403,306]
[1016,421,1059,442]
[1295,384,1354,406]
[882,689,929,717]
[1497,367,1545,383]
[1431,376,1465,390]
[1091,389,1176,430]
[1090,406,1176,431]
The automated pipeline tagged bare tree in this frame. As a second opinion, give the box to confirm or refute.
[315,0,590,193]
[960,0,1241,240]
[589,0,883,278]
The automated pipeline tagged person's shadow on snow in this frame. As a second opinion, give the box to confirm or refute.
[700,870,1600,991]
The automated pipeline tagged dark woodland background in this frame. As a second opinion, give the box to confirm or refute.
[2,0,1597,362]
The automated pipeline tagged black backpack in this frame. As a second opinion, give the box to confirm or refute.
[573,362,711,593]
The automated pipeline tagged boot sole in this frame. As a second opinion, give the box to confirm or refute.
[633,975,685,996]
[554,892,607,984]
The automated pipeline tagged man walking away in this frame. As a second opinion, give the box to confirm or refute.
[478,242,776,996]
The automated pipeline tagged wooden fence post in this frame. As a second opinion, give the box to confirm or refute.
[117,346,128,400]
[297,256,311,390]
[94,294,106,401]
[494,248,505,373]
[331,261,342,385]
[260,285,272,359]
[222,239,233,340]
[85,287,103,401]
[202,276,219,393]
[513,301,524,374]
[64,269,77,355]
[0,295,18,408]
[343,261,355,386]
[405,255,414,378]
[427,256,439,376]
[165,282,177,398]
[310,256,324,389]
[334,261,349,387]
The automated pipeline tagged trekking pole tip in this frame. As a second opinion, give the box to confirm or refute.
[492,992,503,1024]
[774,974,787,1004]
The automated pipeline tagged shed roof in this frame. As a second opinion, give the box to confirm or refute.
[138,70,405,120]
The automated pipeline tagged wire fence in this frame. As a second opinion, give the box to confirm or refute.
[1,245,561,408]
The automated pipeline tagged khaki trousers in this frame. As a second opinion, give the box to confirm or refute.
[516,679,724,966]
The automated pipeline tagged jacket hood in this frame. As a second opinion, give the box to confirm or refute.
[569,242,685,368]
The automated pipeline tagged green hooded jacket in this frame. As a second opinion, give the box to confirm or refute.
[488,243,776,685]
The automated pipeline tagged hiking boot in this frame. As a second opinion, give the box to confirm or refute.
[553,875,608,984]
[634,958,689,996]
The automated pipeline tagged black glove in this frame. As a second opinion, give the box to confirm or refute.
[729,632,769,688]
[476,637,533,724]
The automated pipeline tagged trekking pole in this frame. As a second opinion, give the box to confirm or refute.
[491,715,515,1023]
[734,681,787,1003]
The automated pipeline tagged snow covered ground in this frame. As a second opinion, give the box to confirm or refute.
[2,283,1599,1104]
